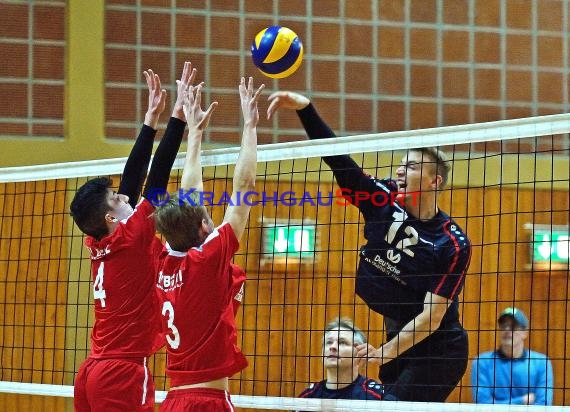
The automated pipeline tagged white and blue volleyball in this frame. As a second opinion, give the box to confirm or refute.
[251,26,304,79]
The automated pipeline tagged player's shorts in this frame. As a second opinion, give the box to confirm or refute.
[160,388,235,412]
[74,356,154,412]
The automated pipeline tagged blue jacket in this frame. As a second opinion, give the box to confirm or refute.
[471,349,554,405]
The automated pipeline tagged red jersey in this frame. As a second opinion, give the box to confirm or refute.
[85,198,164,358]
[155,222,248,387]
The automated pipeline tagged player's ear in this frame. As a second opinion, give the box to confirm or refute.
[105,213,118,223]
[202,218,213,232]
[198,218,213,242]
[432,174,443,190]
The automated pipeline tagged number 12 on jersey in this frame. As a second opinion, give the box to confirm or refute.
[385,210,419,257]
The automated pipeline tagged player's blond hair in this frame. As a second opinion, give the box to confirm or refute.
[412,148,451,189]
[323,317,367,346]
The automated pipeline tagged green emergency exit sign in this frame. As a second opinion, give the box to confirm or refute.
[533,230,570,264]
[263,224,316,259]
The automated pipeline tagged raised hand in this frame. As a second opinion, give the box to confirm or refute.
[239,77,265,128]
[143,69,167,129]
[183,83,218,133]
[266,91,310,119]
[173,61,198,121]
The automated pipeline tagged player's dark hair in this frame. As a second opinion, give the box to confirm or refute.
[413,148,451,189]
[324,317,367,346]
[70,177,113,240]
[154,192,210,251]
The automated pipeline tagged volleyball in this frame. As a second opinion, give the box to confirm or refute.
[251,26,304,79]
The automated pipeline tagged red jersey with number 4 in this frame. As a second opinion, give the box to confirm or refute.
[85,198,164,358]
[155,222,248,387]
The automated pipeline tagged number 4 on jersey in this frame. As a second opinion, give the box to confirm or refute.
[93,262,107,307]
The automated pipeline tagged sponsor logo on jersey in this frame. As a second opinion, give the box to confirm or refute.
[362,253,407,286]
[89,245,111,260]
[157,269,183,292]
[386,249,401,264]
[234,283,245,303]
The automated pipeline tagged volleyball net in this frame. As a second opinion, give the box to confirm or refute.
[1,114,569,411]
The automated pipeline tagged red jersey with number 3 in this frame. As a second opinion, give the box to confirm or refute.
[155,222,248,387]
[85,198,164,358]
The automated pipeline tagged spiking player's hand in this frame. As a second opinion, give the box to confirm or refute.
[266,91,310,119]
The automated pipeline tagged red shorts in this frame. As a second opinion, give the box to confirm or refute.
[160,388,235,412]
[74,356,154,412]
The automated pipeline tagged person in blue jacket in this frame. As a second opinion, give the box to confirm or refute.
[471,307,554,405]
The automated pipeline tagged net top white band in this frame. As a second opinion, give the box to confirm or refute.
[0,381,568,411]
[1,113,569,183]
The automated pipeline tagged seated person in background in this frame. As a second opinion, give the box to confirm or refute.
[471,307,554,405]
[299,317,383,401]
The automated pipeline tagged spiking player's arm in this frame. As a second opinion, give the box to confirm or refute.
[119,69,166,208]
[223,77,264,241]
[180,83,217,192]
[267,91,382,213]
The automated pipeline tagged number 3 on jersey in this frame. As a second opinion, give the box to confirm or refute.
[93,262,107,307]
[162,301,180,349]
